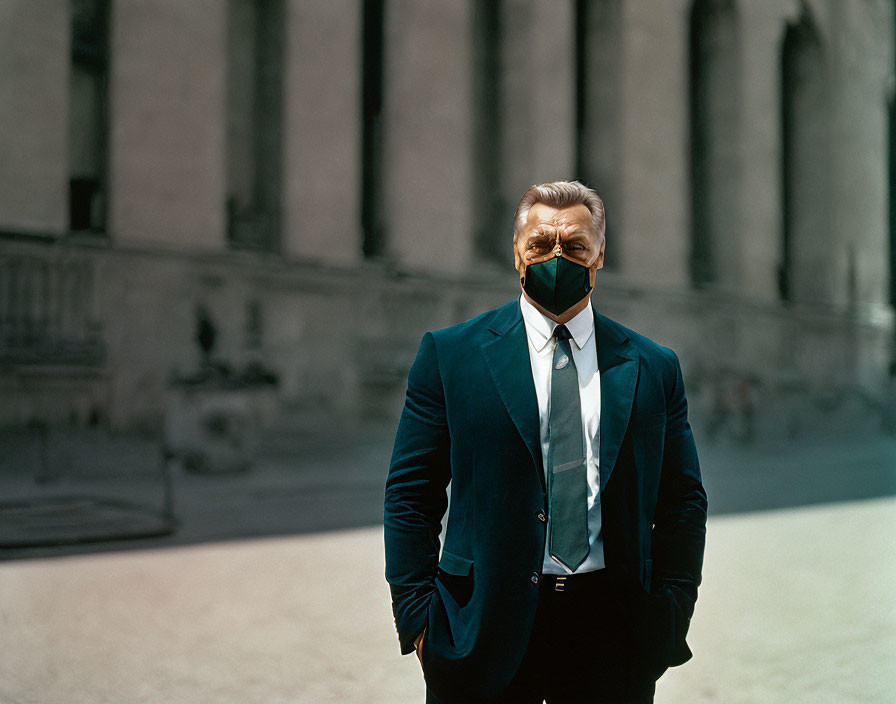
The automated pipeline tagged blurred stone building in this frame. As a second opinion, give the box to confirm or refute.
[1,0,894,444]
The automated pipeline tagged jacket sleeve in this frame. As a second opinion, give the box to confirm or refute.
[651,347,708,666]
[384,331,451,655]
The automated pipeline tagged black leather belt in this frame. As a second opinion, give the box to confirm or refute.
[541,568,611,592]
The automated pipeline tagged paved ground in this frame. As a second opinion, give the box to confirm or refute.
[0,496,893,704]
[1,417,895,702]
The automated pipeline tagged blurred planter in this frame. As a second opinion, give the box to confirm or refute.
[163,361,279,474]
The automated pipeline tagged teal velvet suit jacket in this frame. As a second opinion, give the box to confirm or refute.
[384,299,707,699]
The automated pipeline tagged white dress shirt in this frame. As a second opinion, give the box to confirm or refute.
[519,293,606,575]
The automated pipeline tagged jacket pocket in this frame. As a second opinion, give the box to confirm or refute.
[631,584,676,680]
[437,549,474,607]
[437,549,474,577]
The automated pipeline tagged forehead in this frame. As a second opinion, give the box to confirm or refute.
[523,202,593,234]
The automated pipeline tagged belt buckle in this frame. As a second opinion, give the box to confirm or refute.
[554,575,568,592]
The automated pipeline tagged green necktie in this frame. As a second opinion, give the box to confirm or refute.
[547,324,590,571]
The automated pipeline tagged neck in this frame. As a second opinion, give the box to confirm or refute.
[521,290,592,324]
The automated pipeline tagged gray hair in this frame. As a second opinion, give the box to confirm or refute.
[512,180,606,244]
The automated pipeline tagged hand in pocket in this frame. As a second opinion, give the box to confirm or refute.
[414,629,426,666]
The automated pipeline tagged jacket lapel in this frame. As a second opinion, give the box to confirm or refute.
[481,302,545,493]
[595,310,639,491]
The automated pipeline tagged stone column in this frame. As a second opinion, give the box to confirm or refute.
[499,0,576,247]
[381,0,476,275]
[781,7,835,307]
[738,1,793,305]
[616,0,690,290]
[108,0,227,250]
[282,0,362,266]
[689,0,745,294]
[0,1,68,234]
[578,0,625,270]
[827,0,892,315]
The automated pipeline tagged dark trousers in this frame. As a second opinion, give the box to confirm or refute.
[425,568,658,704]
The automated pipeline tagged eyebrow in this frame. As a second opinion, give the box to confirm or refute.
[527,231,589,241]
[526,226,591,241]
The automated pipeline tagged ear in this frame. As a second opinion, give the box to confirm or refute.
[513,242,523,272]
[593,241,605,271]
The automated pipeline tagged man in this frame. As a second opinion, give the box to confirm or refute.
[384,181,707,703]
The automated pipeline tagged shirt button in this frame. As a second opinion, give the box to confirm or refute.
[531,573,540,585]
[536,511,546,523]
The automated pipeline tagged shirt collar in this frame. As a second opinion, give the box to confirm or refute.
[519,293,595,353]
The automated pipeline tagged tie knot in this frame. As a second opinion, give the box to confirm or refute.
[553,324,571,341]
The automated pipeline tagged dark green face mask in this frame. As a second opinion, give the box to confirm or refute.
[522,255,594,316]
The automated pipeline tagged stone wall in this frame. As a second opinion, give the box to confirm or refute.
[2,236,892,448]
[0,1,69,234]
[0,0,894,446]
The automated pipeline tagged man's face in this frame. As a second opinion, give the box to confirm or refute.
[513,202,605,282]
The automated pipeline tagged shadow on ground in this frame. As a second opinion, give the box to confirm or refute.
[1,412,894,561]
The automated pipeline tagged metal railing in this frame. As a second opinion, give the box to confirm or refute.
[0,243,106,366]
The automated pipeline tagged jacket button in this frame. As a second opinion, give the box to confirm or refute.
[531,573,540,585]
[536,511,546,523]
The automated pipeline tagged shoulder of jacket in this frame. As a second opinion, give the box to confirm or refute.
[429,299,517,344]
[597,310,680,368]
